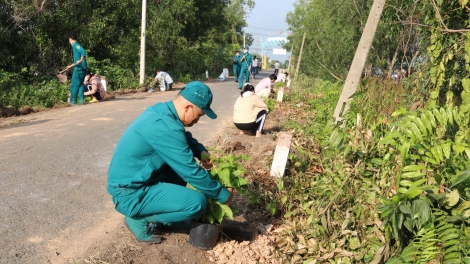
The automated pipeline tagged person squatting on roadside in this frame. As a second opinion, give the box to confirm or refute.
[255,74,277,98]
[233,83,268,138]
[149,70,174,92]
[275,72,288,83]
[238,46,252,89]
[107,81,233,244]
[65,33,87,105]
[232,51,241,83]
[83,71,106,103]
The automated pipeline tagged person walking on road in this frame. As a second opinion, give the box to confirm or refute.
[232,51,241,83]
[238,46,252,89]
[251,56,259,79]
[65,33,87,105]
[274,61,280,75]
[108,81,233,244]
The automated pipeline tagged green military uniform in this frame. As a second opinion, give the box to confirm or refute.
[232,53,241,82]
[238,48,252,89]
[108,82,229,242]
[70,42,87,104]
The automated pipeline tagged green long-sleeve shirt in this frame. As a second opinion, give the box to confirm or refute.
[107,101,230,203]
[240,53,252,70]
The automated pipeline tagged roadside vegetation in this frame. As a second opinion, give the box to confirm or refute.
[243,0,470,263]
[0,0,256,110]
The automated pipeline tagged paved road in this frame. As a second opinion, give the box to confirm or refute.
[0,71,270,264]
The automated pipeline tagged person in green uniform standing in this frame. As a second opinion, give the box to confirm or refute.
[65,33,87,105]
[232,50,241,83]
[108,81,233,244]
[238,46,252,89]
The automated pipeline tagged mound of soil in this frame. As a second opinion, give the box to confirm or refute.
[0,105,20,118]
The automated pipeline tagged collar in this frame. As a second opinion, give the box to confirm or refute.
[242,91,253,98]
[166,101,181,125]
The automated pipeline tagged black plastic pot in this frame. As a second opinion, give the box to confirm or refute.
[189,222,221,250]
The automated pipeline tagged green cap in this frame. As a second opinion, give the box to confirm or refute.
[180,81,217,119]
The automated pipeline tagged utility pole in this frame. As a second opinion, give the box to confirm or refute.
[243,31,246,47]
[333,0,386,123]
[294,32,306,82]
[288,44,294,71]
[139,0,147,85]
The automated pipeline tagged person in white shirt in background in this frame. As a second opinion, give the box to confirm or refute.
[149,70,174,92]
[274,61,280,75]
[275,72,288,83]
[251,56,259,79]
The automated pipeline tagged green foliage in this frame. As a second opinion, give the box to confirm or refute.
[196,153,250,224]
[286,0,370,81]
[0,69,68,109]
[179,74,191,84]
[261,74,434,262]
[264,97,276,112]
[0,0,255,105]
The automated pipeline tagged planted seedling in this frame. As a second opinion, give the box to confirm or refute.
[197,153,250,224]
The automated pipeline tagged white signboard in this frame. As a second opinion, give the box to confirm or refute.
[273,49,287,55]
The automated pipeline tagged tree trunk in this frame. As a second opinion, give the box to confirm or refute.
[387,30,403,79]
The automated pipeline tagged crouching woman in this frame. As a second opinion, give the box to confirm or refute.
[233,83,268,137]
[83,70,106,103]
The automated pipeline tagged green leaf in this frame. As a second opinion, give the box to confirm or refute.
[217,168,231,186]
[451,170,470,188]
[219,203,233,219]
[399,204,412,214]
[392,108,407,117]
[445,190,460,207]
[281,195,288,204]
[401,164,426,172]
[404,187,423,199]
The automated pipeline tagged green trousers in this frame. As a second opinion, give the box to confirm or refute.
[238,68,250,89]
[70,68,86,104]
[233,66,240,82]
[113,180,208,225]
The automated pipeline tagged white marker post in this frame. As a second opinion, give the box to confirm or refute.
[270,132,293,177]
[277,87,285,103]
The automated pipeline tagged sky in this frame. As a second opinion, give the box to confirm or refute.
[243,0,297,63]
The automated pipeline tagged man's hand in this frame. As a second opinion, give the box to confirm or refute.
[200,151,213,170]
[223,188,234,204]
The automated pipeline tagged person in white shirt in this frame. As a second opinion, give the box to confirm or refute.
[251,56,259,79]
[255,74,277,98]
[149,70,174,92]
[274,61,280,75]
[275,72,288,83]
